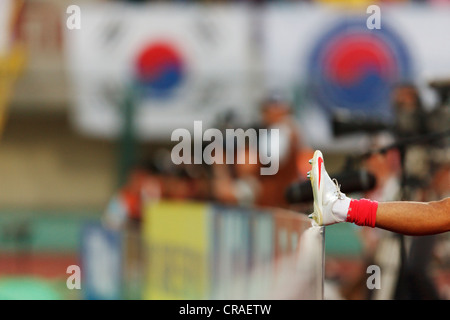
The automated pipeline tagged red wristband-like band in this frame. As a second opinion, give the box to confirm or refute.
[346,198,378,228]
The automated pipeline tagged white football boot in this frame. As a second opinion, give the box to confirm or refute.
[307,150,348,226]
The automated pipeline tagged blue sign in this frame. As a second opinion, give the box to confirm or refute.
[81,222,122,300]
[308,17,413,119]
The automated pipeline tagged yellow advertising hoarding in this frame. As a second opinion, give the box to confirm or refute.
[141,201,324,300]
[143,201,211,300]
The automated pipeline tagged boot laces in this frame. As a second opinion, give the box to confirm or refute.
[332,178,345,200]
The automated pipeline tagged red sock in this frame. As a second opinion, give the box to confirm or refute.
[346,198,378,228]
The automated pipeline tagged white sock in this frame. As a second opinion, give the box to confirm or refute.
[332,196,351,222]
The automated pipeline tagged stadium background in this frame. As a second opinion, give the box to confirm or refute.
[0,0,449,300]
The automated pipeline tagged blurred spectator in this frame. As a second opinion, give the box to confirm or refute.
[103,147,215,229]
[364,134,402,203]
[211,141,262,207]
[360,134,403,300]
[391,83,430,200]
[210,110,262,207]
[390,83,443,300]
[103,163,162,229]
[392,83,428,139]
[256,93,307,209]
[427,80,450,201]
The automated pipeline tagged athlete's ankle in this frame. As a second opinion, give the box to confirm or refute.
[332,197,378,227]
[331,196,351,223]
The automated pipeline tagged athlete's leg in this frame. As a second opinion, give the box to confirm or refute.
[308,150,450,236]
[375,198,450,236]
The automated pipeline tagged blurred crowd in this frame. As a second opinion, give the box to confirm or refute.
[104,80,449,228]
[103,92,313,228]
[102,80,450,300]
[331,81,450,300]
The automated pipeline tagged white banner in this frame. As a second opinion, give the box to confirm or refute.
[262,4,450,150]
[65,3,256,140]
[66,3,450,147]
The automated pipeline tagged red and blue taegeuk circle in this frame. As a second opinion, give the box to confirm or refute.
[308,18,413,119]
[135,41,185,99]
